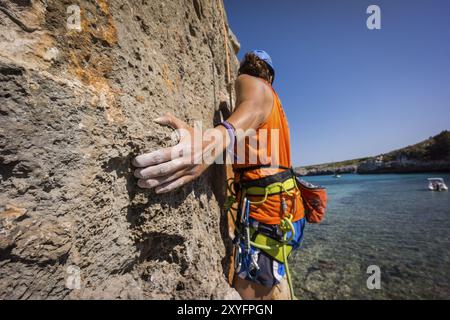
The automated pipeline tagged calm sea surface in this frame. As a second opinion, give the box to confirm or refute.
[291,173,450,299]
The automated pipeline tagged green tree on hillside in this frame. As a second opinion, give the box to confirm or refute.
[426,130,450,160]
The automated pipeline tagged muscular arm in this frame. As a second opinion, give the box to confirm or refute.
[226,74,273,133]
[132,74,273,193]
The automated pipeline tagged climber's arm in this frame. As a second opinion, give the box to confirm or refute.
[132,74,272,193]
[225,74,273,133]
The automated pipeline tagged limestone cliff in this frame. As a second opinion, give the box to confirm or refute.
[0,0,240,299]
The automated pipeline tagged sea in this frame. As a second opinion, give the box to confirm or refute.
[291,173,450,299]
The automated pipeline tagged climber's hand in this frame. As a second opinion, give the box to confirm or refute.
[132,113,210,194]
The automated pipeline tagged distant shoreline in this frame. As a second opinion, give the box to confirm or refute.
[297,169,450,177]
[296,160,450,176]
[296,130,450,177]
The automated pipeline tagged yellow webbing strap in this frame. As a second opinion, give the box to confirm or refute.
[245,177,296,196]
[244,178,297,206]
[249,215,297,300]
[281,214,296,300]
[249,228,293,263]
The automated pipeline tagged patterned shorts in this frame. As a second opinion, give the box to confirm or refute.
[235,217,306,287]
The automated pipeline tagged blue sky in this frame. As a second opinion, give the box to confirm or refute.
[224,0,450,166]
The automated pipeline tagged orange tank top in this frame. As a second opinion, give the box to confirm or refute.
[232,79,305,225]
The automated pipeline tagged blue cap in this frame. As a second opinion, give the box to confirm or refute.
[249,50,275,78]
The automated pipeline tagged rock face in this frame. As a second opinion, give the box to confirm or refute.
[0,0,240,299]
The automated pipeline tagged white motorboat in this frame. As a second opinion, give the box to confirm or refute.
[427,178,448,191]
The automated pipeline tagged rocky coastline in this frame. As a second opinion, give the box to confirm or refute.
[297,160,450,176]
[297,131,450,176]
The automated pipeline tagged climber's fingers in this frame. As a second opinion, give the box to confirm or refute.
[153,164,206,193]
[132,145,183,168]
[154,174,197,194]
[133,113,200,190]
[154,112,190,131]
[137,167,191,189]
[134,157,190,179]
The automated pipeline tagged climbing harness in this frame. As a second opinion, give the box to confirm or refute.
[225,165,300,300]
[225,162,328,300]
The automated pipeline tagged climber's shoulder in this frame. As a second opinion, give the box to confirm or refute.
[235,74,272,105]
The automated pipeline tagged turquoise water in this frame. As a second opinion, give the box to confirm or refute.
[291,173,450,299]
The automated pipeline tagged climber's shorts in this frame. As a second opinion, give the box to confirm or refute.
[234,217,306,287]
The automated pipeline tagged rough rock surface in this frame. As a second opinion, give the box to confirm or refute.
[0,0,240,299]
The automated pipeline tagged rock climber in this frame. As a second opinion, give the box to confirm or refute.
[132,50,306,300]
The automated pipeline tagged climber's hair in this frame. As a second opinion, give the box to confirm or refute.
[238,53,273,84]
